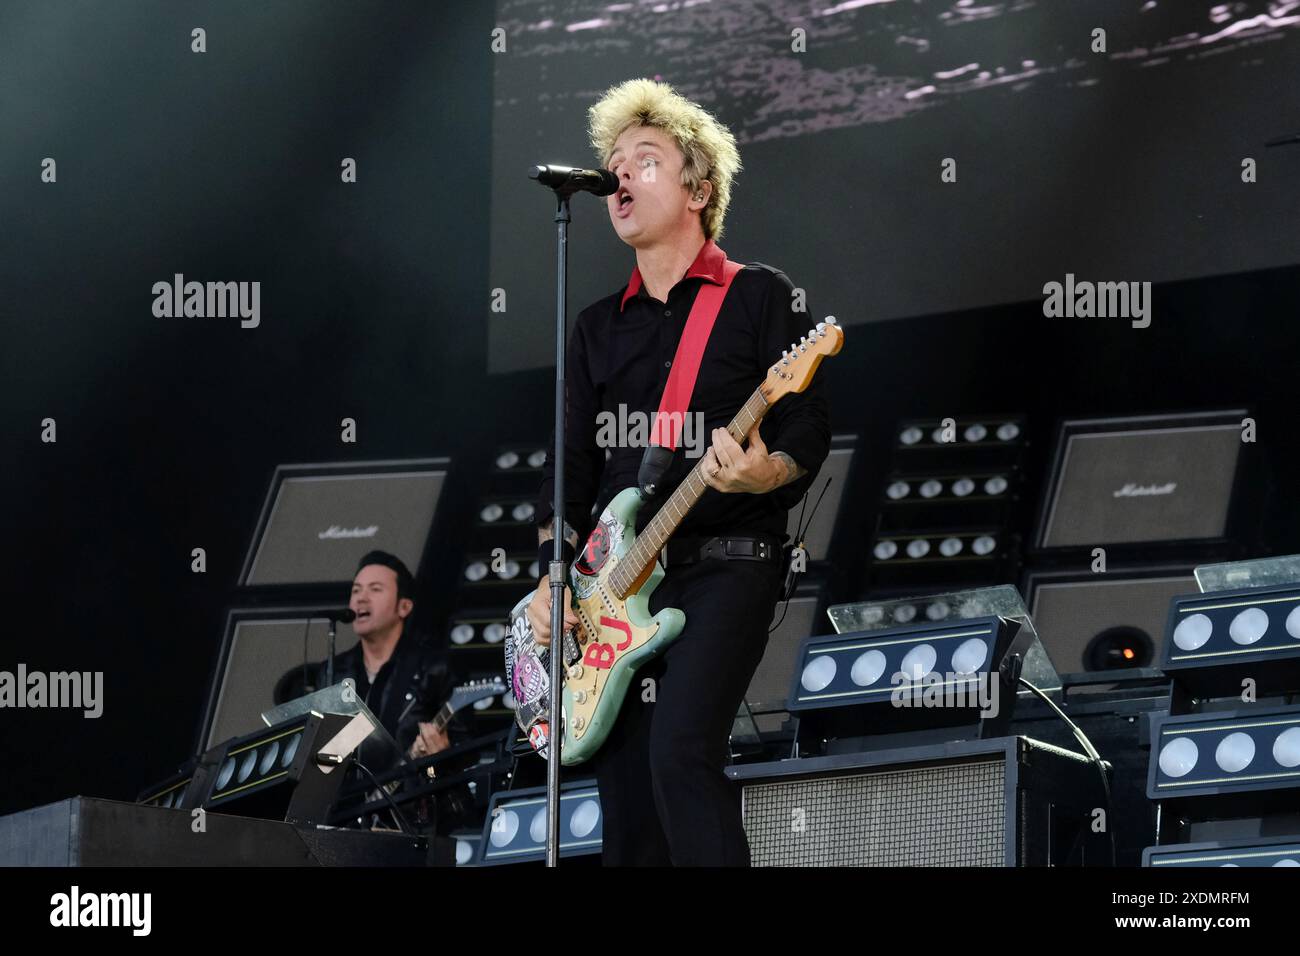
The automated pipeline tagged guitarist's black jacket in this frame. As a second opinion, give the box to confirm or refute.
[274,628,462,763]
[537,238,832,554]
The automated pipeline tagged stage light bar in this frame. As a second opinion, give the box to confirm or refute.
[462,553,537,583]
[448,615,511,649]
[478,781,602,865]
[1161,583,1300,697]
[883,473,1012,504]
[871,530,1002,564]
[136,768,196,810]
[1144,835,1300,867]
[203,719,311,808]
[787,615,1023,716]
[1148,705,1300,807]
[493,446,548,472]
[895,417,1026,450]
[477,498,536,525]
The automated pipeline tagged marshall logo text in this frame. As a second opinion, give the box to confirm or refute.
[1113,482,1176,498]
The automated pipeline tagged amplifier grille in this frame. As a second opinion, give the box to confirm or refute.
[742,758,1006,866]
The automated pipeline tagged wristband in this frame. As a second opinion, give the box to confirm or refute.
[537,539,577,579]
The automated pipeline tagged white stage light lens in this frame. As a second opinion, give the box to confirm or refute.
[1214,732,1255,773]
[1173,613,1213,651]
[952,638,989,675]
[1158,737,1199,778]
[900,644,937,681]
[850,650,887,687]
[490,810,520,847]
[1229,607,1269,645]
[886,481,911,500]
[1272,727,1300,768]
[800,655,837,692]
[570,799,601,838]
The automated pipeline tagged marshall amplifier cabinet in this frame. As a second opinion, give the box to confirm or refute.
[1034,411,1247,552]
[239,458,450,589]
[198,606,361,752]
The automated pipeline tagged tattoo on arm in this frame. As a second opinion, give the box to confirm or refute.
[538,517,581,550]
[770,451,807,489]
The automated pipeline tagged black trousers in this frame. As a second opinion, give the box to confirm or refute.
[592,556,784,866]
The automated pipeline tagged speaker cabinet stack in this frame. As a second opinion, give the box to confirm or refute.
[1024,411,1252,687]
[195,459,452,754]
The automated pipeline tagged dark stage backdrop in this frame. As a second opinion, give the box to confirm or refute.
[2,1,1299,821]
[489,0,1300,372]
[0,1,495,816]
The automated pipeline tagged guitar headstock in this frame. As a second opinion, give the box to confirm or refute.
[761,317,843,404]
[447,676,508,714]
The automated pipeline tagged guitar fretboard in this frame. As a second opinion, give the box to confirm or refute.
[609,387,770,598]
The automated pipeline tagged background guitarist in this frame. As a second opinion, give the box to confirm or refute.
[276,550,460,762]
[527,78,831,866]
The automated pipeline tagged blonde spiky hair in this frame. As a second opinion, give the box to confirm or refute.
[588,78,741,241]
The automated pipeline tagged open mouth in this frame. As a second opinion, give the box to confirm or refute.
[616,189,634,214]
[356,610,371,622]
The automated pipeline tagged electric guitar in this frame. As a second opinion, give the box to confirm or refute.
[505,317,843,765]
[400,676,508,734]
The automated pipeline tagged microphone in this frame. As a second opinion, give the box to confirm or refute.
[529,164,619,196]
[310,608,357,623]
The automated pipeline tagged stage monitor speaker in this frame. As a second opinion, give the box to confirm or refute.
[1035,411,1245,550]
[240,458,449,588]
[785,434,857,561]
[198,606,360,752]
[0,797,429,866]
[728,736,1101,866]
[1024,565,1196,683]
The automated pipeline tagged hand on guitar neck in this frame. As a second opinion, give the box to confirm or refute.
[408,720,449,759]
[525,577,579,648]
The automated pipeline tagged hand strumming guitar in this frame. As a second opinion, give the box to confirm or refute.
[525,577,579,648]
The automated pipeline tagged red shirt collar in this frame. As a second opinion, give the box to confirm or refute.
[619,238,728,312]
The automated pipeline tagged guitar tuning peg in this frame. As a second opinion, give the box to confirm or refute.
[825,316,838,326]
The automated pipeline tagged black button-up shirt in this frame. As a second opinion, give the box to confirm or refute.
[537,238,832,549]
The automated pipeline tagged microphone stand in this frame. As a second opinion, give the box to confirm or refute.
[530,164,614,866]
[545,188,573,867]
[325,617,338,688]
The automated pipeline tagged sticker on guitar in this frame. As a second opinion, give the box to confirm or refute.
[582,615,634,671]
[572,510,624,598]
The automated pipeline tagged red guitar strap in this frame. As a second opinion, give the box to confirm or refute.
[649,258,745,450]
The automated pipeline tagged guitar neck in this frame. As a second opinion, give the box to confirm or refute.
[431,702,452,732]
[610,387,770,598]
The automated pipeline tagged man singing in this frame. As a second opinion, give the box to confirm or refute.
[527,78,831,866]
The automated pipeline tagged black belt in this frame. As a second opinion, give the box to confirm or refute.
[663,534,783,568]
